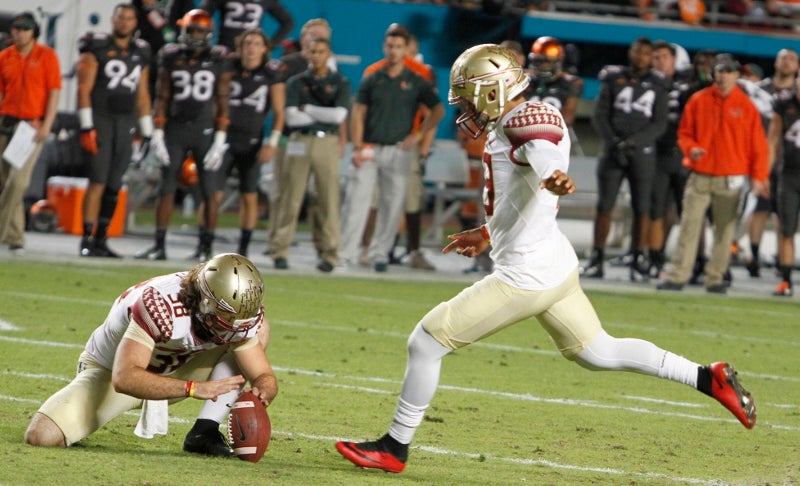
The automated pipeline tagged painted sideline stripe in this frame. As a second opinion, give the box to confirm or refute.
[0,394,721,485]
[0,319,20,331]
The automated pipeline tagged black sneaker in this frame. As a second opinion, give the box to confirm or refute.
[316,260,334,273]
[79,236,93,257]
[706,284,727,294]
[656,281,685,291]
[135,246,166,261]
[608,251,633,267]
[274,257,289,270]
[745,260,760,278]
[93,238,122,258]
[629,253,650,283]
[374,262,388,272]
[183,429,235,458]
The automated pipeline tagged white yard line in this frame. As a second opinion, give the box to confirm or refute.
[0,392,723,485]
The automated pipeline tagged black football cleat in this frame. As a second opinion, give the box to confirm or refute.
[183,429,235,458]
[580,260,604,279]
[135,246,167,261]
[92,238,122,258]
[336,439,407,473]
[79,236,93,257]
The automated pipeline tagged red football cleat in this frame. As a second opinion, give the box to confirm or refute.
[709,362,756,429]
[335,440,406,473]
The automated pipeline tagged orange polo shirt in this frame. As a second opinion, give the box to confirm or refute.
[0,43,62,120]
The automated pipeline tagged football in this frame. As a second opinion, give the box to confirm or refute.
[228,390,271,462]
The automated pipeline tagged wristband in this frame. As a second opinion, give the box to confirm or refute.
[78,107,94,130]
[185,380,197,398]
[480,224,491,244]
[267,129,281,148]
[138,115,154,138]
[213,130,227,145]
[215,117,230,129]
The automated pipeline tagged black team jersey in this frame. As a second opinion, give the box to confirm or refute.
[593,64,669,147]
[158,43,232,124]
[526,72,583,117]
[775,96,800,174]
[228,56,288,140]
[78,31,152,116]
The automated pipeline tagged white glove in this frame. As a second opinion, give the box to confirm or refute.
[203,131,228,172]
[150,129,171,167]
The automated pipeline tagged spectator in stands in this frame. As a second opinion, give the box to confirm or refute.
[658,53,769,294]
[199,0,294,51]
[766,74,800,296]
[339,23,444,272]
[220,29,286,258]
[647,41,693,279]
[135,9,233,261]
[582,37,668,282]
[0,12,61,255]
[77,4,153,259]
[742,48,798,277]
[269,37,350,272]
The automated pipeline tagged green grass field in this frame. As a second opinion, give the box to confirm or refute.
[1,260,798,485]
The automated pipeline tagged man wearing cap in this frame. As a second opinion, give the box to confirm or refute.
[0,12,62,255]
[657,53,769,294]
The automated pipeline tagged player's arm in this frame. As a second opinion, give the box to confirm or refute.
[766,112,782,173]
[258,81,285,163]
[112,324,244,400]
[76,51,97,113]
[214,70,233,132]
[266,1,295,45]
[153,67,171,127]
[233,321,278,407]
[561,95,579,128]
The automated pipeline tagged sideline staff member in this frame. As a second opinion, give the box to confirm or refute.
[0,12,61,254]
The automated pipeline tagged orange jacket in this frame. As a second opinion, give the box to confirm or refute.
[677,83,769,182]
[0,43,62,120]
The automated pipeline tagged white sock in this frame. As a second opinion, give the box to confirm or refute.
[198,351,242,423]
[388,323,451,444]
[576,330,699,387]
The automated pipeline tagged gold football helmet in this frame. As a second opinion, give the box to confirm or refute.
[529,36,564,80]
[197,253,264,343]
[448,44,529,139]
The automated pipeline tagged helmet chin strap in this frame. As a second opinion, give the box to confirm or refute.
[199,297,213,314]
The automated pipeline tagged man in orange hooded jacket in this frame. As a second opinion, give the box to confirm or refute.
[658,53,769,294]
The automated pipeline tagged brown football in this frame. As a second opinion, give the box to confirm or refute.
[228,390,271,462]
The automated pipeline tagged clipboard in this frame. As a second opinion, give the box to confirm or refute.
[2,121,38,169]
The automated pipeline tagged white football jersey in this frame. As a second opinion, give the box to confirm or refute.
[483,101,579,290]
[84,272,260,375]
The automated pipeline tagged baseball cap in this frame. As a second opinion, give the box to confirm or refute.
[740,63,764,79]
[11,12,36,31]
[713,53,741,73]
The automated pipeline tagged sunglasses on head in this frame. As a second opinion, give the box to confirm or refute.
[714,66,737,73]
